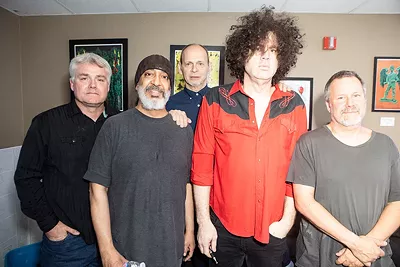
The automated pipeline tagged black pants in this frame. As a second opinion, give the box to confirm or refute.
[210,211,287,267]
[391,236,400,266]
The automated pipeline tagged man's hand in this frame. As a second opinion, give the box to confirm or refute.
[269,220,291,239]
[45,221,80,241]
[101,248,128,267]
[277,82,293,92]
[169,110,191,128]
[183,231,195,261]
[348,236,386,266]
[336,248,365,267]
[197,220,218,258]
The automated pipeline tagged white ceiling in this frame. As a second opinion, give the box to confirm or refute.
[1,0,399,16]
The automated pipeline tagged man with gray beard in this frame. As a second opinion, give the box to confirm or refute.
[84,55,194,267]
[287,70,400,267]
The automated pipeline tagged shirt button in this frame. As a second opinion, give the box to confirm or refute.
[196,93,199,96]
[252,120,255,124]
[72,139,76,143]
[258,179,261,183]
[258,159,261,162]
[190,97,192,100]
[258,199,261,203]
[197,104,200,107]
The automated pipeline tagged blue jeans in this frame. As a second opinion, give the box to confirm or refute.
[40,233,101,267]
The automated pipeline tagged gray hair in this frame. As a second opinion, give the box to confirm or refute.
[69,53,112,82]
[324,70,367,102]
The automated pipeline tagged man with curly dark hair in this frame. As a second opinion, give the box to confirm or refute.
[191,6,307,267]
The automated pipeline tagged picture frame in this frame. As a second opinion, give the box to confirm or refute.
[169,45,225,95]
[69,38,128,111]
[281,77,314,130]
[372,56,400,112]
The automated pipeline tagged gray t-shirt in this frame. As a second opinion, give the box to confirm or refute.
[84,108,193,267]
[287,126,400,267]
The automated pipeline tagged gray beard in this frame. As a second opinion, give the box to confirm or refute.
[137,85,170,110]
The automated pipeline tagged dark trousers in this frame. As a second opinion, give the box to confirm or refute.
[210,211,287,267]
[391,236,400,266]
[190,247,210,267]
[40,233,101,267]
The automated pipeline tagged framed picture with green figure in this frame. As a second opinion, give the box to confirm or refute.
[69,38,128,111]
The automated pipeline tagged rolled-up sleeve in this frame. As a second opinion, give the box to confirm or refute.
[191,97,215,186]
[285,96,308,197]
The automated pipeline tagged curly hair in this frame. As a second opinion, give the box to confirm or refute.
[225,6,304,85]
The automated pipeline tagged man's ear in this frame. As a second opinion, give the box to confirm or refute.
[325,100,331,113]
[69,79,74,92]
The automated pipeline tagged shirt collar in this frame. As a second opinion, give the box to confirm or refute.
[67,100,117,119]
[228,80,293,101]
[67,100,83,117]
[184,85,210,98]
[228,80,243,96]
[270,83,294,102]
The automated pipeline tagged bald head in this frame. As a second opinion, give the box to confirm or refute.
[179,44,210,92]
[180,44,209,65]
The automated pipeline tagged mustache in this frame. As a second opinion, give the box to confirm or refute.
[341,106,359,114]
[145,85,165,96]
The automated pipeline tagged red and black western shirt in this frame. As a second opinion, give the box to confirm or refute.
[191,80,307,243]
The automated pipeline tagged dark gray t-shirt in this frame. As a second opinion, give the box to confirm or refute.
[287,126,400,267]
[84,108,193,267]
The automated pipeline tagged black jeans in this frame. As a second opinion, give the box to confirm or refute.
[210,211,287,267]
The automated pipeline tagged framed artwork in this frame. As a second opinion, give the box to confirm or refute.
[169,45,225,95]
[281,77,314,130]
[372,56,400,112]
[69,38,128,111]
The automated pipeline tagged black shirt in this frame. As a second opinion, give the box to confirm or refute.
[14,101,118,244]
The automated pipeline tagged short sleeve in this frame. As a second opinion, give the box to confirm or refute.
[389,140,400,203]
[286,135,316,188]
[83,120,115,187]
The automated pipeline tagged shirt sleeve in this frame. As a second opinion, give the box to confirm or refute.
[14,115,58,233]
[83,120,114,187]
[165,98,173,111]
[285,98,308,197]
[191,96,215,186]
[389,140,400,203]
[286,134,316,188]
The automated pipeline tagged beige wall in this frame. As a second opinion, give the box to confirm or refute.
[4,10,400,146]
[0,8,23,148]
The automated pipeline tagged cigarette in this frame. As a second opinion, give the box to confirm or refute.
[209,250,218,264]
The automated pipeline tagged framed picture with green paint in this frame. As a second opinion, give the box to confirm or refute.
[170,45,225,95]
[372,56,400,112]
[69,38,128,111]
